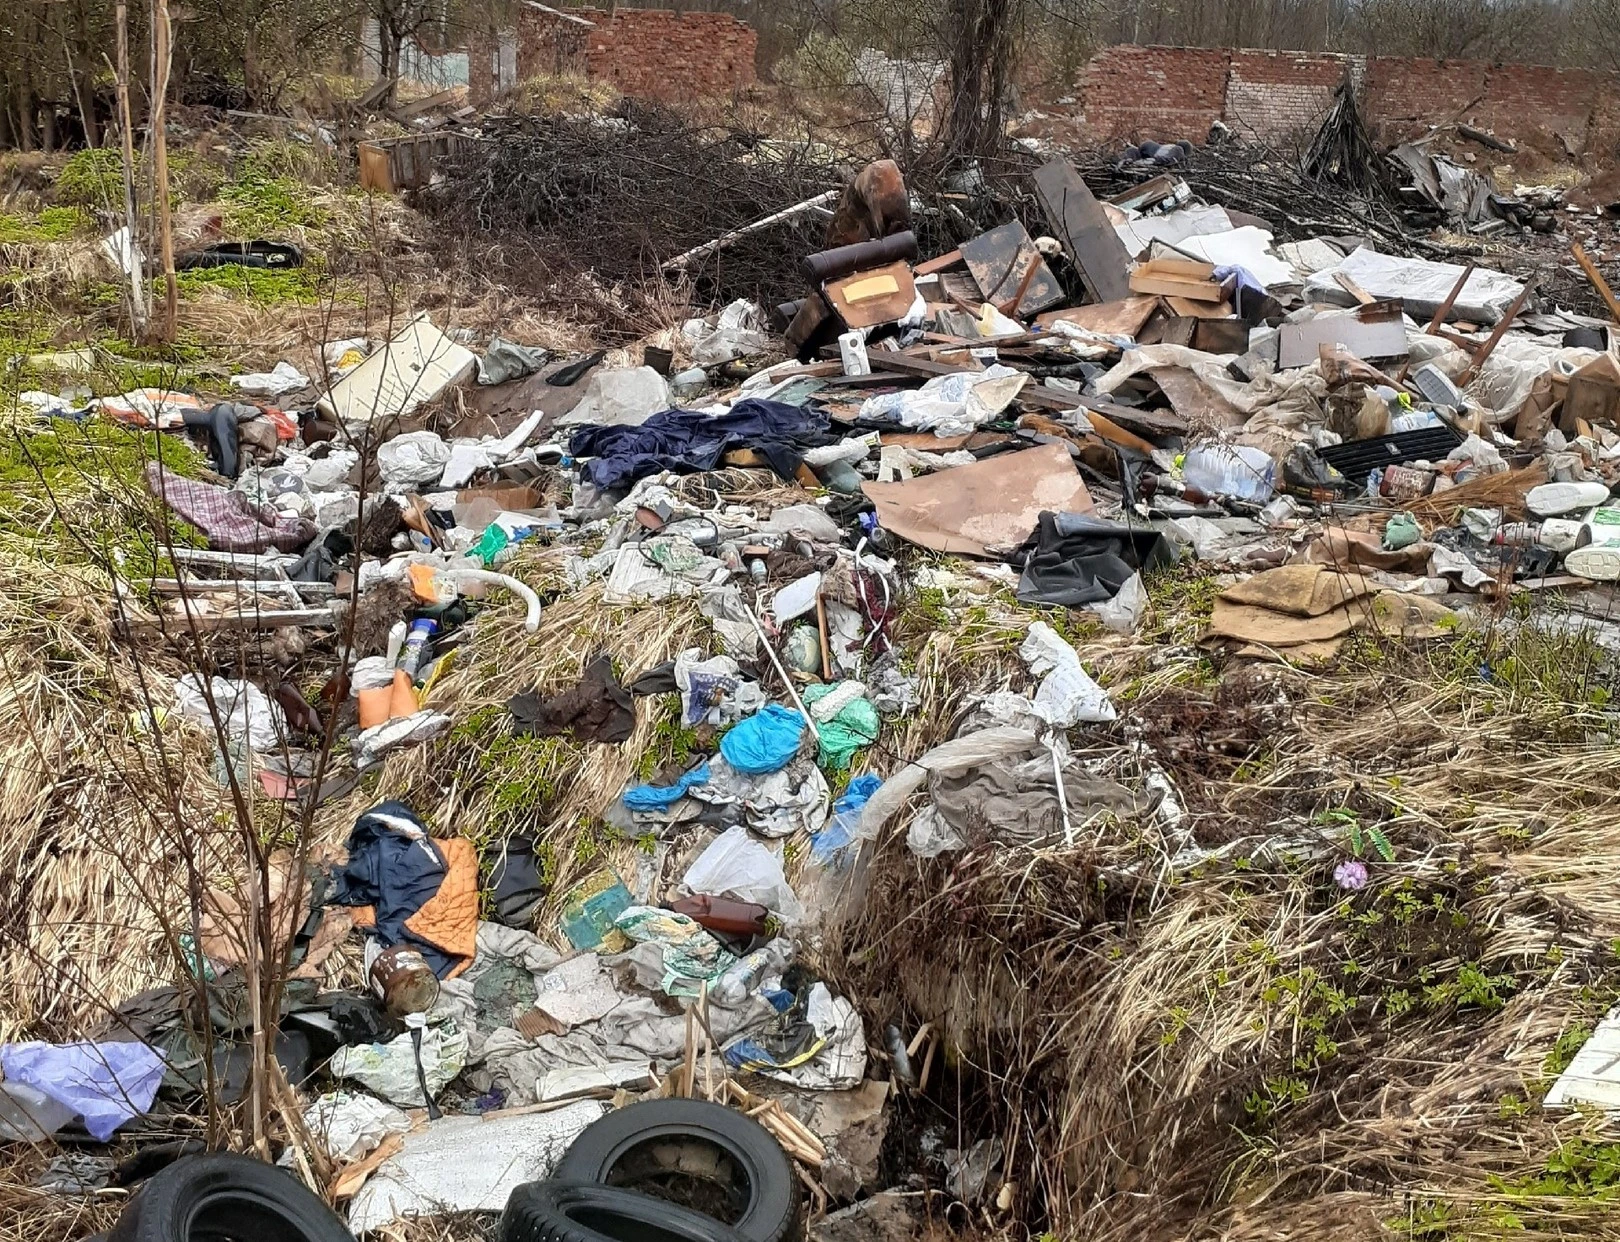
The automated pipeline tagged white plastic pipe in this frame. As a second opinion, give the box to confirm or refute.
[447,569,542,632]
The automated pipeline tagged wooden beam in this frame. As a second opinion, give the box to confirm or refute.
[1572,243,1620,326]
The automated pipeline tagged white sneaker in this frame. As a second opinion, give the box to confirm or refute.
[1527,481,1612,517]
[1565,544,1620,581]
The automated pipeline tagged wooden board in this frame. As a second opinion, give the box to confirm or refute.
[1164,295,1235,319]
[1030,160,1132,304]
[1035,294,1158,338]
[959,220,1065,315]
[1128,271,1226,301]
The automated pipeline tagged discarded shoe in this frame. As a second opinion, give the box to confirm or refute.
[1526,480,1611,517]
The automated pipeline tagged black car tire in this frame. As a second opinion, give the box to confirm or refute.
[500,1179,750,1242]
[554,1099,801,1242]
[107,1153,353,1242]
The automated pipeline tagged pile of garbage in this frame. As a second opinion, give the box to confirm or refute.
[10,136,1620,1242]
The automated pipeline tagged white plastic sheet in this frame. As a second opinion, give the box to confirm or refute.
[1305,247,1525,324]
[558,366,671,427]
[174,675,286,751]
[858,365,1027,437]
[231,360,309,396]
[682,825,804,921]
[347,1102,605,1231]
[303,1091,410,1162]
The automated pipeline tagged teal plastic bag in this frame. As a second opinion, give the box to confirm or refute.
[802,684,879,771]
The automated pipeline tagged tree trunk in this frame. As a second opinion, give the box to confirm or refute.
[942,0,1015,158]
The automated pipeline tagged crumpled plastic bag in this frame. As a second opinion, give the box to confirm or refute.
[1020,622,1116,725]
[330,1021,468,1106]
[1086,571,1146,634]
[675,650,764,726]
[560,367,670,428]
[376,430,451,490]
[0,1041,165,1142]
[906,805,967,857]
[304,1091,411,1161]
[803,682,879,770]
[231,360,309,396]
[684,299,773,366]
[723,982,866,1090]
[683,825,804,921]
[175,675,286,751]
[719,704,806,774]
[857,365,1027,437]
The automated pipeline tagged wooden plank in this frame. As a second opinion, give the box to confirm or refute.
[1460,279,1537,385]
[1423,262,1477,333]
[914,248,963,276]
[1030,159,1132,304]
[1572,244,1620,326]
[1128,271,1226,301]
[1138,256,1215,280]
[1035,294,1157,337]
[1164,295,1234,319]
[1334,271,1377,305]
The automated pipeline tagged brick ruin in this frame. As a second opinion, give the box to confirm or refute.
[1078,44,1620,153]
[467,7,756,104]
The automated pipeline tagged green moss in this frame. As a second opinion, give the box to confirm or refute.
[219,166,328,237]
[170,262,330,307]
[0,418,206,568]
[0,206,93,243]
[54,148,125,208]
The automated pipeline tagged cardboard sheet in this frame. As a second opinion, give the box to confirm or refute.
[862,443,1092,558]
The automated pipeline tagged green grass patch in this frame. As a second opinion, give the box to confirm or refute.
[0,417,206,568]
[0,206,93,244]
[219,167,328,237]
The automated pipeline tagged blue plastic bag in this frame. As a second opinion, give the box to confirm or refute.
[810,773,881,864]
[623,761,711,811]
[1,1040,166,1141]
[720,705,806,775]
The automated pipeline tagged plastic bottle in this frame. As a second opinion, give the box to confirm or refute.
[670,894,769,938]
[397,617,438,680]
[712,938,794,1007]
[1181,444,1276,504]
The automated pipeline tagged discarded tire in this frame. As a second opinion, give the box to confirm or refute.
[500,1179,750,1242]
[107,1152,353,1242]
[554,1098,802,1242]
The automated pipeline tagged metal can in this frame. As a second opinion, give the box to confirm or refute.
[370,944,440,1018]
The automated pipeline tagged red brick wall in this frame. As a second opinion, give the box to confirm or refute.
[1080,44,1619,151]
[1078,45,1229,144]
[470,7,756,103]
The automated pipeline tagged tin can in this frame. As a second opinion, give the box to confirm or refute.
[370,944,440,1018]
[1379,464,1434,502]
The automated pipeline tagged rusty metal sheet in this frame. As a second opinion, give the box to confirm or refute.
[959,220,1065,315]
